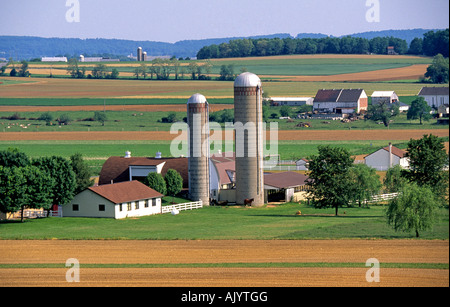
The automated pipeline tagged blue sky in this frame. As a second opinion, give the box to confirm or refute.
[1,0,448,42]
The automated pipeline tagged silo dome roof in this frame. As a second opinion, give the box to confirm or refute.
[234,72,261,88]
[187,93,207,104]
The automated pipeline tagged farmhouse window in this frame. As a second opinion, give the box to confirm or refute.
[145,200,149,208]
[152,198,156,206]
[135,202,139,210]
[119,204,123,211]
[73,204,79,211]
[127,202,132,211]
[99,204,105,211]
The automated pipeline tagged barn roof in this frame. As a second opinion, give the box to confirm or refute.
[264,172,309,189]
[88,180,163,204]
[418,87,449,96]
[314,89,365,103]
[98,156,188,188]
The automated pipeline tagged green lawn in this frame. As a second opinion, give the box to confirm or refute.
[0,203,448,240]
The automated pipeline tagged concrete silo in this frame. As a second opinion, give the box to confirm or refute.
[234,72,264,207]
[137,47,143,61]
[187,93,210,205]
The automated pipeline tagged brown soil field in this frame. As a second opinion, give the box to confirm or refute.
[275,64,429,82]
[1,129,448,141]
[0,240,448,287]
[0,104,233,113]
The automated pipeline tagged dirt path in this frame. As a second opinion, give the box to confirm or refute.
[1,129,448,141]
[0,240,448,287]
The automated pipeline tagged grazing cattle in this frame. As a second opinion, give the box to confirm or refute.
[244,198,254,206]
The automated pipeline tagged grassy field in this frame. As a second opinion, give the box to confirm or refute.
[0,203,448,240]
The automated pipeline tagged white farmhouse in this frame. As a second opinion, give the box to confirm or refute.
[418,87,449,109]
[63,181,163,219]
[364,143,409,171]
[371,91,409,111]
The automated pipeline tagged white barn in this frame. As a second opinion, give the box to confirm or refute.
[63,181,163,219]
[364,143,409,171]
[418,87,449,109]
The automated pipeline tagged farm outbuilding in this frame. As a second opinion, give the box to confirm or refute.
[364,143,409,171]
[264,172,310,202]
[63,180,163,219]
[371,91,409,112]
[418,87,449,109]
[313,89,368,114]
[295,158,309,170]
[269,97,313,106]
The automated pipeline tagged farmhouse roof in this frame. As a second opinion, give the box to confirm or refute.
[264,172,309,189]
[88,180,163,204]
[313,89,365,103]
[98,156,188,188]
[365,145,407,159]
[418,87,449,96]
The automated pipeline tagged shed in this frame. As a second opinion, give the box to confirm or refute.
[63,181,163,219]
[295,158,309,170]
[264,172,310,202]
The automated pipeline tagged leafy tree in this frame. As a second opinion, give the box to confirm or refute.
[403,134,449,205]
[57,114,72,125]
[109,68,120,79]
[407,97,432,124]
[408,37,423,55]
[94,111,107,126]
[424,54,449,84]
[91,64,108,79]
[66,58,85,78]
[349,164,382,207]
[145,172,167,195]
[386,183,439,237]
[0,148,30,168]
[164,169,183,197]
[38,112,54,125]
[32,156,76,215]
[306,146,355,216]
[20,165,53,221]
[9,68,17,77]
[280,105,291,117]
[383,164,408,193]
[70,153,94,194]
[0,166,26,218]
[366,100,400,127]
[18,61,30,77]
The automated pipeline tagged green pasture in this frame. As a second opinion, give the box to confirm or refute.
[0,203,448,240]
[0,139,413,175]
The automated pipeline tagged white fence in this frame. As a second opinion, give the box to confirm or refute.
[366,193,399,204]
[9,209,63,219]
[161,201,203,214]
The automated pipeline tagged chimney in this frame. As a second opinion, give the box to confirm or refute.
[125,151,131,158]
[389,143,392,168]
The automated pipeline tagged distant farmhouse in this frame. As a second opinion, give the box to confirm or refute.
[79,55,119,62]
[418,87,449,109]
[313,89,368,114]
[364,143,409,171]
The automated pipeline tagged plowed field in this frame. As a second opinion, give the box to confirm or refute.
[1,129,448,141]
[0,240,448,287]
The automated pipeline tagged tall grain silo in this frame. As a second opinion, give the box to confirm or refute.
[234,72,264,207]
[187,93,210,205]
[137,47,143,61]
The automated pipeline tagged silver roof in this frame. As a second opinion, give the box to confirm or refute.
[187,93,207,104]
[234,72,261,88]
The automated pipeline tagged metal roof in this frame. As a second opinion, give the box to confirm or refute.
[187,93,207,104]
[234,72,261,88]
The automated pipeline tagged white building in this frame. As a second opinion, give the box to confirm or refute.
[371,91,409,111]
[313,89,368,114]
[270,97,313,106]
[295,158,309,171]
[418,87,449,109]
[63,181,163,219]
[41,57,68,62]
[364,143,409,171]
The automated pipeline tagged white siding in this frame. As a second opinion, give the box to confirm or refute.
[364,149,402,171]
[420,95,449,108]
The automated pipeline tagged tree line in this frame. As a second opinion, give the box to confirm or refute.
[0,149,93,222]
[197,29,449,59]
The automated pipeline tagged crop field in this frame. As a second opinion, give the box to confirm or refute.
[1,54,448,288]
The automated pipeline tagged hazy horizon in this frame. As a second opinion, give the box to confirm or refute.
[1,0,448,43]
